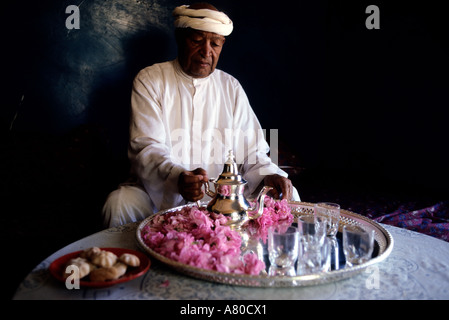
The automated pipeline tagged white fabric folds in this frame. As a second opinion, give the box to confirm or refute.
[173,5,233,36]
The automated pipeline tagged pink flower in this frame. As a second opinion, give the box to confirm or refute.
[216,254,243,273]
[189,208,213,229]
[243,253,266,275]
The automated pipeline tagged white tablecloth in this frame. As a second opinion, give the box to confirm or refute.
[13,222,449,300]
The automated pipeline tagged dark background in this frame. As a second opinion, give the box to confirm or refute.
[2,0,448,299]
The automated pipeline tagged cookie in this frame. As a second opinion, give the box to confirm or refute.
[91,250,117,268]
[119,253,140,267]
[64,257,94,280]
[89,262,128,282]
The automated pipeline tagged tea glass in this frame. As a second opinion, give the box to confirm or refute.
[296,215,330,275]
[315,202,341,237]
[297,237,331,275]
[268,225,299,271]
[342,225,375,267]
[297,214,327,246]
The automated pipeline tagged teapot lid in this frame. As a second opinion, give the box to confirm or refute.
[215,150,247,185]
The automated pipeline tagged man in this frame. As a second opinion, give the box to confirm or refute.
[102,3,300,228]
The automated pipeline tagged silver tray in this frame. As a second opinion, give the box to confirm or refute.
[136,201,394,287]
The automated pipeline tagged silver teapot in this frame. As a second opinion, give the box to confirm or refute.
[204,150,272,229]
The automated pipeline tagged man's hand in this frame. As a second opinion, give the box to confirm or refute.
[178,168,209,202]
[263,174,293,200]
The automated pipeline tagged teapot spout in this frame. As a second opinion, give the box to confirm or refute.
[248,186,273,220]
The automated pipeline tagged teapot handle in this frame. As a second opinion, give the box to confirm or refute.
[203,179,216,198]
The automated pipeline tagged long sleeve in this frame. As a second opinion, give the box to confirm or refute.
[128,67,186,210]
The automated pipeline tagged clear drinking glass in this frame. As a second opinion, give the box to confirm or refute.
[297,237,331,275]
[296,215,330,275]
[268,225,299,270]
[343,225,375,267]
[297,214,327,246]
[315,202,340,237]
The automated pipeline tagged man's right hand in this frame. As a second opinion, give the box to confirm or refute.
[177,168,209,202]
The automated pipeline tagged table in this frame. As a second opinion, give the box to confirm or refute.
[13,222,449,300]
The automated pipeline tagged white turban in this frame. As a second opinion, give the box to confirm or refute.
[173,5,233,36]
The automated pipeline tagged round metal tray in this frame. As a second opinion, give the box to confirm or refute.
[135,201,394,287]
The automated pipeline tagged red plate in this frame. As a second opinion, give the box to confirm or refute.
[49,247,151,288]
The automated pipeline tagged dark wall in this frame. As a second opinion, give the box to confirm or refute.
[3,0,179,156]
[323,1,449,192]
[2,0,448,193]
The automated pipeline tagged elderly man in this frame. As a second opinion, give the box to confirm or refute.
[102,3,300,228]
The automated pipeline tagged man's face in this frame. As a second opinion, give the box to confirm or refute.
[178,30,225,78]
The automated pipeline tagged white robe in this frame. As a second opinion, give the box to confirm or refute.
[102,59,300,228]
[129,59,290,211]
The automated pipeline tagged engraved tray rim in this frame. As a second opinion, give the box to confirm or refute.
[135,201,394,287]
